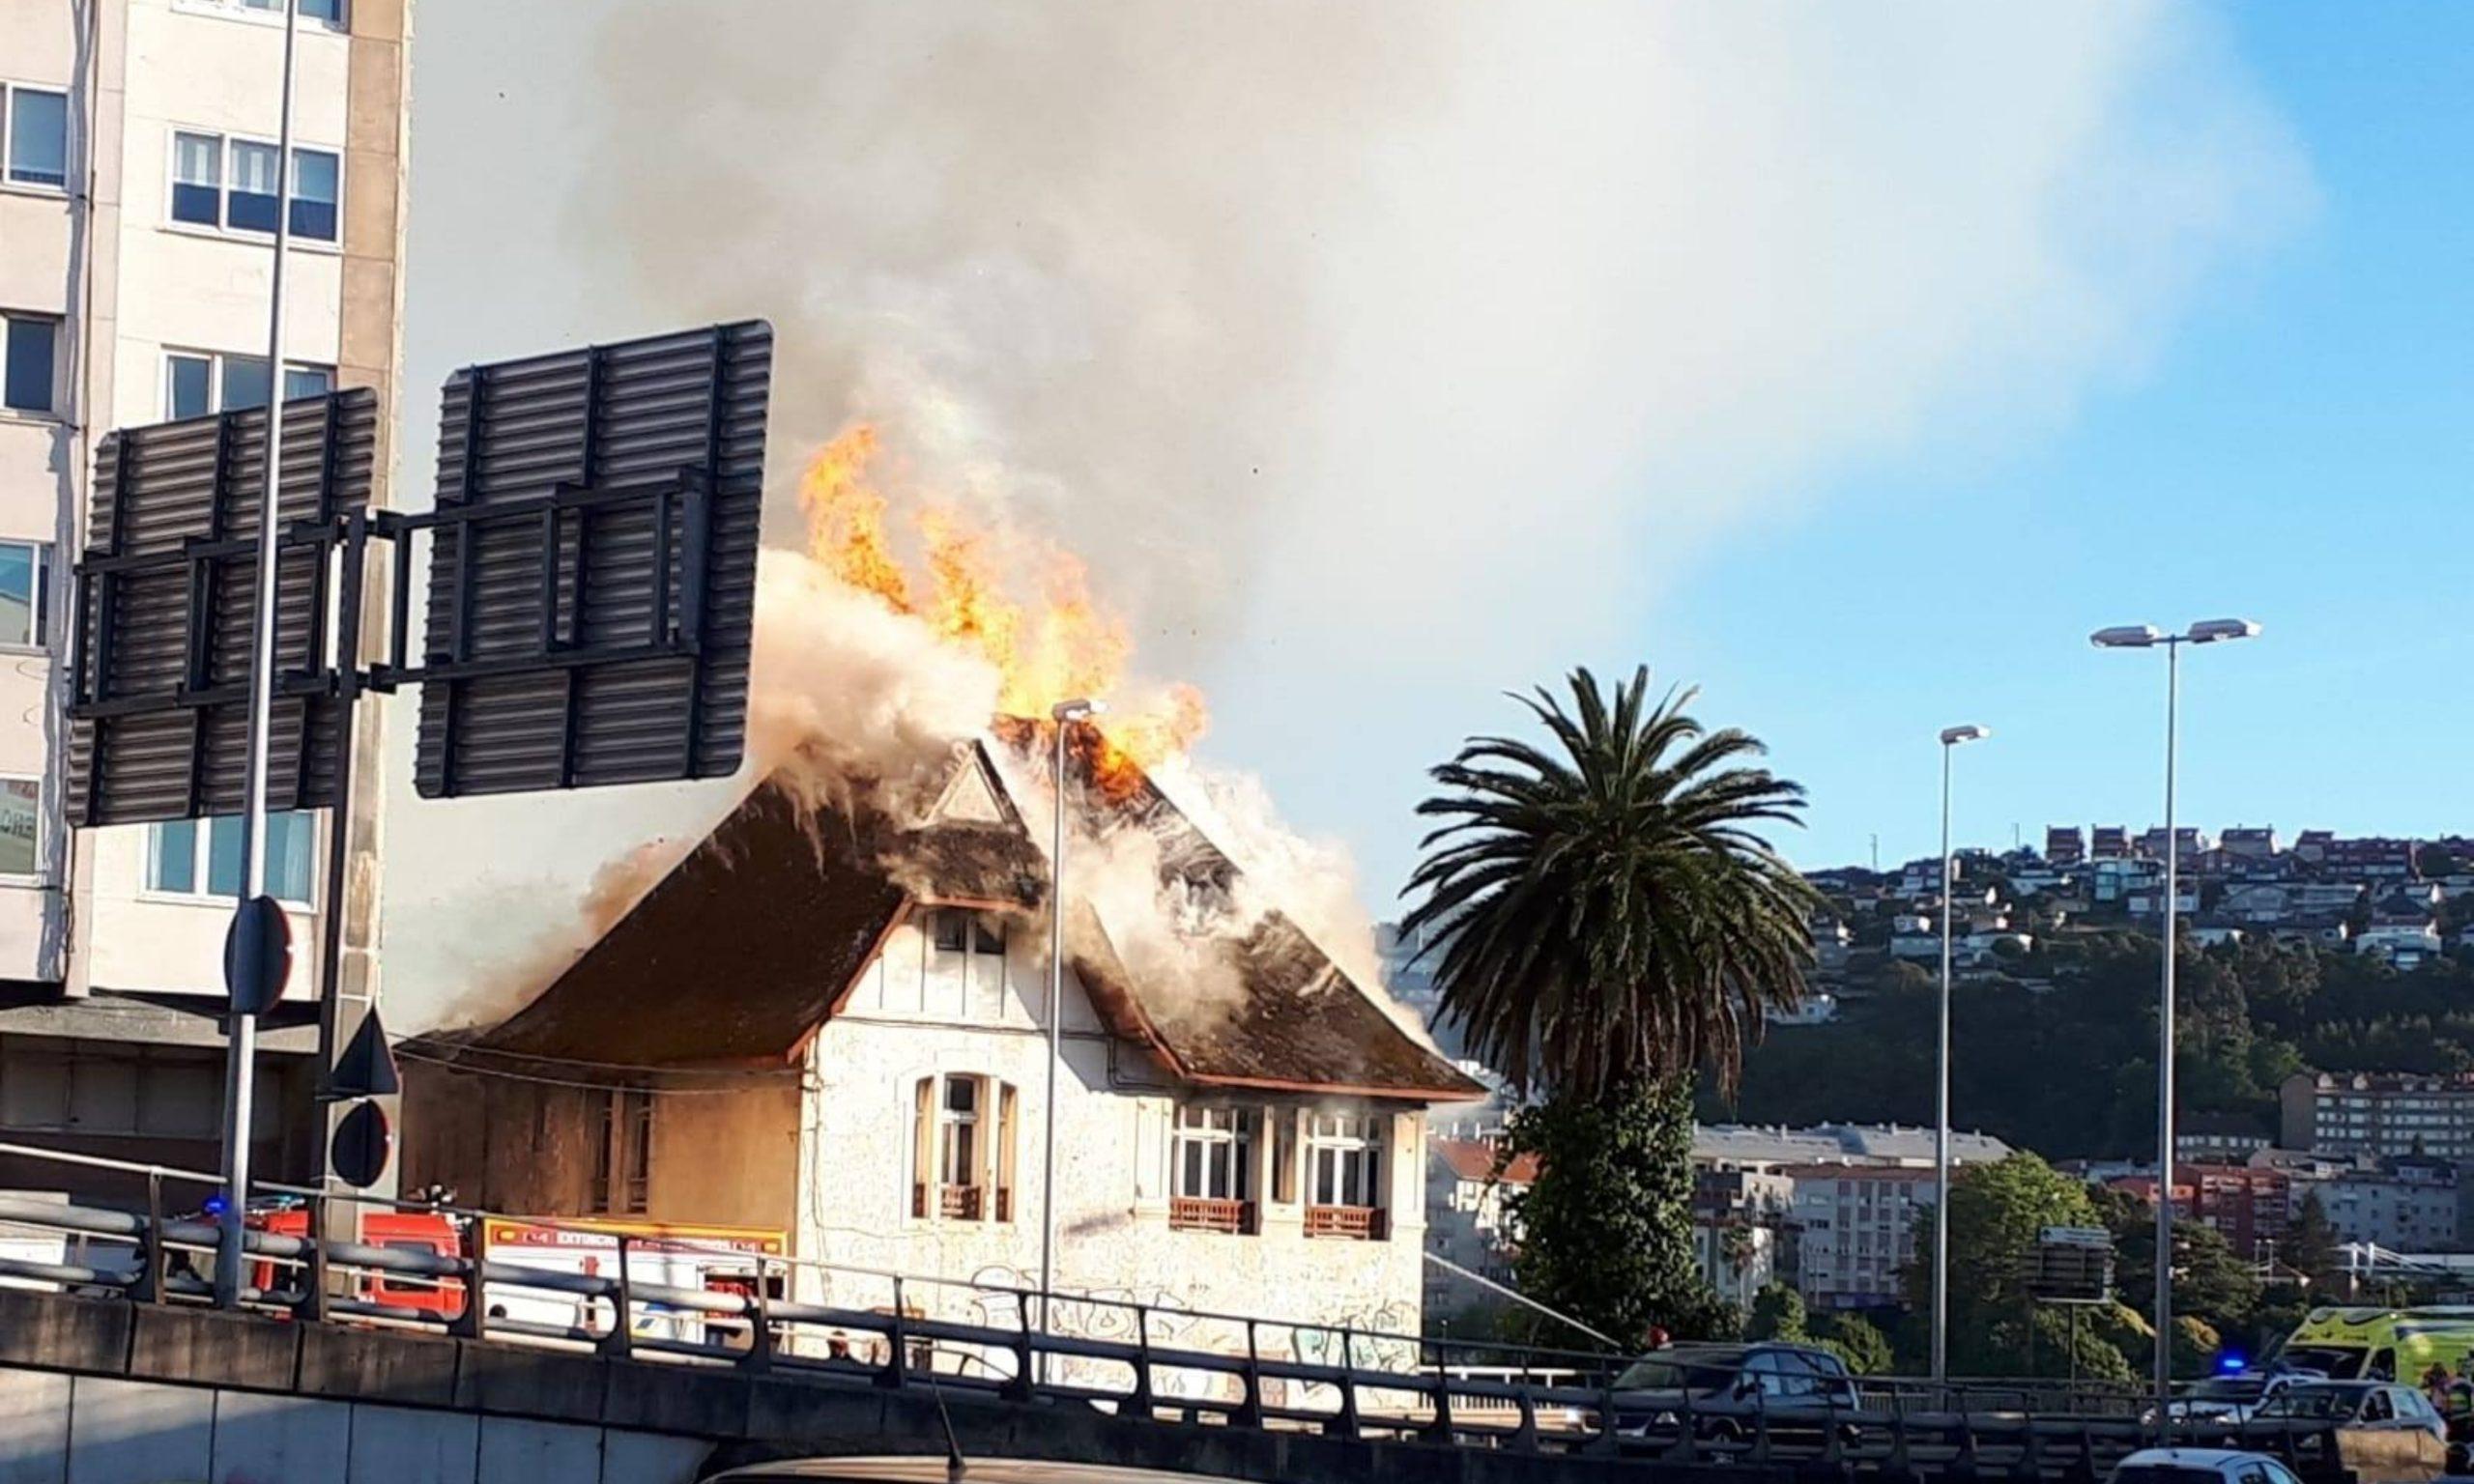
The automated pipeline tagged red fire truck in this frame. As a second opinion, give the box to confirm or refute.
[245,1204,783,1339]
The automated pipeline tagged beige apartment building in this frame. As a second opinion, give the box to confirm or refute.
[0,0,408,1194]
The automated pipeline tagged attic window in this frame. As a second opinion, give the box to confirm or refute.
[930,908,1005,958]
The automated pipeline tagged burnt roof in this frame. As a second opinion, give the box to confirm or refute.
[453,732,1478,1101]
[469,762,1041,1067]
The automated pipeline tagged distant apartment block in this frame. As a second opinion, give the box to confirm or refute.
[2090,826,2131,861]
[2282,1071,2474,1162]
[2045,826,2086,867]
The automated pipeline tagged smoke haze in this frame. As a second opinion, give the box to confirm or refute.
[385,1,2306,1022]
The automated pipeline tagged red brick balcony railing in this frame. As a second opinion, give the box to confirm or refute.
[1304,1205,1387,1241]
[1168,1196,1256,1235]
[912,1183,988,1220]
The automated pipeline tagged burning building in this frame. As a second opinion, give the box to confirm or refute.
[399,724,1479,1342]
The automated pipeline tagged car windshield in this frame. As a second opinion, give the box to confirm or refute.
[2114,1469,2233,1484]
[2275,1346,2366,1379]
[2258,1386,2364,1419]
[1613,1356,1740,1390]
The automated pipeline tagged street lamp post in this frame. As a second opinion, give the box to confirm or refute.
[1039,697,1104,1376]
[1933,723,1989,1390]
[2091,618,2258,1431]
[215,0,302,1309]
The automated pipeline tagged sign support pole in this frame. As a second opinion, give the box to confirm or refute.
[214,0,301,1310]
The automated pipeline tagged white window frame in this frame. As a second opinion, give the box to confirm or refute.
[169,0,350,35]
[141,812,319,908]
[0,538,48,652]
[1170,1104,1255,1204]
[1,312,65,420]
[924,906,1009,1017]
[163,349,334,420]
[0,82,71,196]
[910,1071,1016,1224]
[0,774,42,883]
[162,128,344,246]
[1305,1111,1386,1210]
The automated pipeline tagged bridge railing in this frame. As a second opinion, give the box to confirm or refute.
[0,1139,2365,1471]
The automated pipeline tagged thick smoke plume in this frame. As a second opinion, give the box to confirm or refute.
[388,1,2308,1026]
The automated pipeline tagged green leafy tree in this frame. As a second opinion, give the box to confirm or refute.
[1905,1153,2137,1378]
[1746,1280,1808,1342]
[2099,1187,2261,1344]
[1813,1312,1895,1375]
[1407,667,1820,1348]
[1500,1081,1737,1343]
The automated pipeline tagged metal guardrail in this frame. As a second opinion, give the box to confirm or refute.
[0,1140,2369,1471]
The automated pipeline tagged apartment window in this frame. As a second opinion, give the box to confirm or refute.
[1169,1105,1256,1234]
[1304,1110,1388,1240]
[0,542,45,649]
[165,352,331,418]
[590,1087,652,1215]
[233,0,346,23]
[910,1072,1016,1223]
[0,777,37,878]
[168,131,340,243]
[145,812,316,905]
[3,316,57,414]
[4,86,68,189]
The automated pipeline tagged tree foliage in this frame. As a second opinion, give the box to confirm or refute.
[1718,933,2474,1159]
[1404,666,1821,1101]
[1502,1079,1733,1348]
[1409,666,1822,1349]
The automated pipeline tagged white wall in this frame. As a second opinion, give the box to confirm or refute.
[797,913,1431,1370]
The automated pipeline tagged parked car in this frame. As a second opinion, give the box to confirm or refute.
[1605,1341,1861,1448]
[2109,1447,2306,1484]
[2250,1381,2448,1446]
[2166,1372,2305,1424]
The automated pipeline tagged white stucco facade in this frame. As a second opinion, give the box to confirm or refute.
[789,909,1431,1362]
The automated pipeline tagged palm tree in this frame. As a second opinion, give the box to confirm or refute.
[1404,665,1821,1101]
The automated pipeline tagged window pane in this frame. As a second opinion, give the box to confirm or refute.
[166,356,213,419]
[972,916,1004,956]
[943,1075,978,1115]
[289,150,338,241]
[228,142,279,232]
[266,812,314,903]
[7,89,68,188]
[220,356,272,413]
[171,132,222,226]
[150,820,198,894]
[0,779,37,876]
[206,816,244,899]
[283,365,332,401]
[0,544,34,646]
[931,909,967,954]
[301,0,344,19]
[3,318,54,414]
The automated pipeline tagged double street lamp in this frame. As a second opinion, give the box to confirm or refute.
[2090,618,2258,1429]
[1932,723,1989,1387]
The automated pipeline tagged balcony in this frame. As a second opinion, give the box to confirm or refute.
[1168,1196,1256,1235]
[911,1183,990,1221]
[1305,1205,1388,1241]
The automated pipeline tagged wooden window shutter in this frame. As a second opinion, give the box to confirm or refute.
[995,1082,1019,1222]
[911,1076,934,1218]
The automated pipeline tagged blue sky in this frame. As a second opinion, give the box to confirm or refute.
[1201,5,2474,897]
[1669,5,2474,873]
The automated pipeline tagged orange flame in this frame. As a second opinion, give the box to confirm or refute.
[794,423,1208,796]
